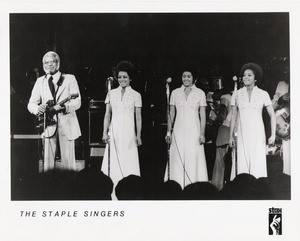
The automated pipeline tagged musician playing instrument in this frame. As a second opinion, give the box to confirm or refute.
[211,87,233,190]
[27,51,81,172]
[229,63,276,179]
[272,70,290,175]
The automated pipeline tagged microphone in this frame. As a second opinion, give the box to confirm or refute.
[166,77,172,96]
[238,77,243,86]
[44,70,50,78]
[107,77,113,91]
[232,76,238,92]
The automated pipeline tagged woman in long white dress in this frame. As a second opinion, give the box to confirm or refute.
[229,63,276,179]
[102,61,142,200]
[165,68,208,189]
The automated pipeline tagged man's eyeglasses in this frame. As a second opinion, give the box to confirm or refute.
[43,60,57,65]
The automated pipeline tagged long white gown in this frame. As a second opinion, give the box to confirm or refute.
[101,86,142,193]
[231,86,272,179]
[165,85,208,188]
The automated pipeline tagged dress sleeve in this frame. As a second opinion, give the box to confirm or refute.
[64,75,81,113]
[199,91,207,107]
[104,92,110,104]
[134,92,142,107]
[170,90,175,106]
[263,91,272,107]
[231,91,237,106]
[27,79,42,115]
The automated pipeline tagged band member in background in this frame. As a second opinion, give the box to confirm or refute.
[211,86,233,190]
[27,51,81,172]
[229,63,276,179]
[165,67,208,189]
[272,67,290,175]
[102,61,142,200]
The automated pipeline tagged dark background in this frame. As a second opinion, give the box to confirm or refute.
[10,13,289,132]
[10,13,290,199]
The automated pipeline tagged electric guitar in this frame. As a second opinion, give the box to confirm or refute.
[275,93,290,140]
[35,93,79,137]
[275,106,290,140]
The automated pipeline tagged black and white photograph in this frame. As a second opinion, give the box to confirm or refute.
[1,1,300,241]
[10,12,291,201]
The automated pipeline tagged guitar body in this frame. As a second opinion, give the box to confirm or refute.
[36,113,58,138]
[35,93,79,138]
[275,107,290,140]
[41,122,57,138]
[35,110,57,135]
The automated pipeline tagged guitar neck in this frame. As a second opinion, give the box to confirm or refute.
[59,96,72,106]
[58,94,79,106]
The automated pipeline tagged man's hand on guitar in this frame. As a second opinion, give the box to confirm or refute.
[278,93,290,105]
[48,104,66,114]
[52,104,65,112]
[37,104,46,115]
[281,93,290,102]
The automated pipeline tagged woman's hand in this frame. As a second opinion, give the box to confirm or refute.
[136,135,142,146]
[268,134,276,146]
[229,136,235,148]
[102,133,110,143]
[165,132,172,144]
[199,134,205,145]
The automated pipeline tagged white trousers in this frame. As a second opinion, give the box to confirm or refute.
[282,139,290,175]
[43,124,76,172]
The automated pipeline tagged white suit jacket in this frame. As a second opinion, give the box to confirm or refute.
[27,71,81,140]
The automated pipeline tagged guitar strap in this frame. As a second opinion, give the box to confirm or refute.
[53,73,65,160]
[54,73,65,103]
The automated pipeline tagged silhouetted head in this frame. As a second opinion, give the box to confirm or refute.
[221,173,258,200]
[268,173,291,200]
[183,182,220,200]
[160,180,183,200]
[115,175,144,200]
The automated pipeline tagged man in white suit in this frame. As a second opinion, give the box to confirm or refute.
[28,51,81,172]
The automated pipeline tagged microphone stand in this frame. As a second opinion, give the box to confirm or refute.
[107,79,111,177]
[233,77,238,177]
[39,73,48,173]
[166,81,170,181]
[42,74,48,137]
[42,72,50,138]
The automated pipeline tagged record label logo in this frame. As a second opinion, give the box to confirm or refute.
[269,207,282,235]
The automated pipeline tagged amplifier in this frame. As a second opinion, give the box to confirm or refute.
[12,134,41,139]
[88,100,106,147]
